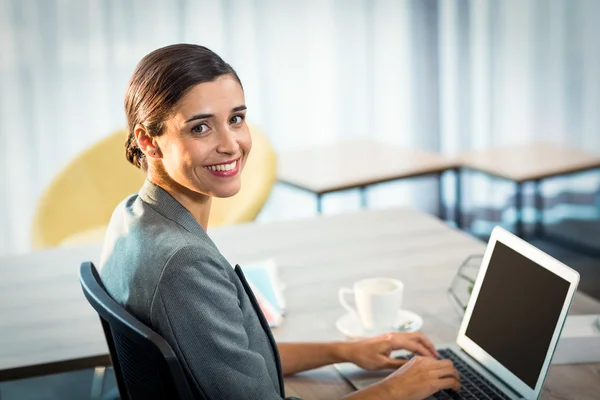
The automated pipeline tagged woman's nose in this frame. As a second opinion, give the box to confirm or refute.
[216,128,240,155]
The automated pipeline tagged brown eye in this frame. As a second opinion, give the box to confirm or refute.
[191,123,209,134]
[230,115,244,124]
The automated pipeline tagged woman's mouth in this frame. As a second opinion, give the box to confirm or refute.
[203,158,240,177]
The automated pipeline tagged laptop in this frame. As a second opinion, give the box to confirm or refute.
[334,226,580,400]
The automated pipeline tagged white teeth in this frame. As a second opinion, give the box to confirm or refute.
[207,160,236,172]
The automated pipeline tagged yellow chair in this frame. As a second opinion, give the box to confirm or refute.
[31,125,277,249]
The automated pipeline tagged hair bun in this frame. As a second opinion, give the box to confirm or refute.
[125,133,147,170]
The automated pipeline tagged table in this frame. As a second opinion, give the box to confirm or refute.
[458,141,600,245]
[0,243,106,380]
[1,208,599,400]
[277,140,460,222]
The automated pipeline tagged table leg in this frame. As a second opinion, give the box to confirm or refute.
[596,169,600,216]
[359,186,368,209]
[534,179,544,237]
[438,171,446,221]
[91,366,106,400]
[515,182,524,238]
[533,168,600,257]
[316,194,323,214]
[454,168,462,229]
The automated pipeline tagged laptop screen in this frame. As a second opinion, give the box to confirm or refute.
[464,240,571,389]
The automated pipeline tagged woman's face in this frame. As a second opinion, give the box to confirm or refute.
[155,75,251,198]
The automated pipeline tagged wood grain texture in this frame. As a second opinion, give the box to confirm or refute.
[458,141,600,182]
[1,207,599,400]
[277,140,459,194]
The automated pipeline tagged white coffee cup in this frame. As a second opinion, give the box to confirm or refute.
[339,277,404,333]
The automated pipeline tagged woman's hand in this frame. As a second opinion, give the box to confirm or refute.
[343,332,440,371]
[342,355,460,400]
[381,356,461,400]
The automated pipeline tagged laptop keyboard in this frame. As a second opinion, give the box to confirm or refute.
[395,348,512,400]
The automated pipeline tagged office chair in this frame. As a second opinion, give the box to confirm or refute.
[79,261,200,400]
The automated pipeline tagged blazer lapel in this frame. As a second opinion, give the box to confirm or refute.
[234,265,285,397]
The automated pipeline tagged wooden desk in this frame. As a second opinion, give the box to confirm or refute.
[1,208,599,400]
[458,141,600,240]
[0,243,106,380]
[277,140,459,219]
[459,142,600,183]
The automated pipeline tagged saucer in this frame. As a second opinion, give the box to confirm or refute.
[336,309,424,339]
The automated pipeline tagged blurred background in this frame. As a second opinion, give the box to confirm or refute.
[2,0,600,256]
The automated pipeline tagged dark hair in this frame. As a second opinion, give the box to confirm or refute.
[124,44,242,170]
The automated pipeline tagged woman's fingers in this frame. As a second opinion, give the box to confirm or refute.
[402,341,434,358]
[383,357,409,369]
[433,359,455,370]
[434,376,461,393]
[391,333,439,358]
[414,333,440,358]
[386,332,439,358]
[435,364,461,382]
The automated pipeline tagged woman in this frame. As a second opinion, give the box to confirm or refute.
[100,43,460,400]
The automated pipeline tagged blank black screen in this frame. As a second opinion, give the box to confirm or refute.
[464,241,570,388]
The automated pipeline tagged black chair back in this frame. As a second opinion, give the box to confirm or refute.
[79,261,199,400]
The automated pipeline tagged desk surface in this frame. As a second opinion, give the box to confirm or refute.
[0,243,107,380]
[459,141,600,182]
[1,207,599,400]
[277,140,458,194]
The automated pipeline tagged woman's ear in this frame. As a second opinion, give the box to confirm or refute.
[135,124,162,158]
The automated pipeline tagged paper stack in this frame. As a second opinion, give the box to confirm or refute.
[241,259,286,327]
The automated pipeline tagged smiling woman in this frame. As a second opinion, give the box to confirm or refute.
[124,45,252,227]
[99,43,458,400]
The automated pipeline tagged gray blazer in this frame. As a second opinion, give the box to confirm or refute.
[100,179,298,399]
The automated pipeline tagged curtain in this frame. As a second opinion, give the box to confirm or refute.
[1,0,599,256]
[439,0,600,233]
